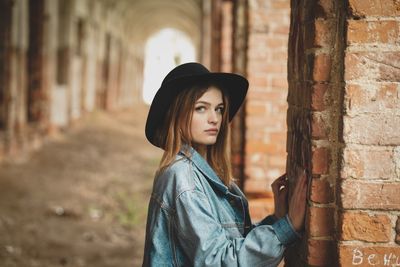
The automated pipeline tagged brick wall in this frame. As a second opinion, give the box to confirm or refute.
[339,0,400,266]
[286,0,400,266]
[286,0,344,265]
[244,0,291,220]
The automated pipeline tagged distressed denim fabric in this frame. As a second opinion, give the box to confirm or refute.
[142,147,300,267]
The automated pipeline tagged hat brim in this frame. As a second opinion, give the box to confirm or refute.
[145,72,248,148]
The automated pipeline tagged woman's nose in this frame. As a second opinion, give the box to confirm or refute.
[208,110,219,123]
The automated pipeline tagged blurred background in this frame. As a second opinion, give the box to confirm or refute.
[1,0,287,266]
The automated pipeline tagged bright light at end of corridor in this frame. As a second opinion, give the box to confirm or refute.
[142,28,196,105]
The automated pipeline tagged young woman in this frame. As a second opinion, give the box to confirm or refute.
[143,62,307,267]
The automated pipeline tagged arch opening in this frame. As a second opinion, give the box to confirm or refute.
[142,28,197,105]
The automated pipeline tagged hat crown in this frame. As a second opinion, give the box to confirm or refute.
[162,62,210,85]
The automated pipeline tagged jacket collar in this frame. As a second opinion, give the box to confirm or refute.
[179,146,229,195]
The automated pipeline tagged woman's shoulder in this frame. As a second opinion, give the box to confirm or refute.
[154,154,198,196]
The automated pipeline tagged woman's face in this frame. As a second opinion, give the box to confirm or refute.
[190,86,224,148]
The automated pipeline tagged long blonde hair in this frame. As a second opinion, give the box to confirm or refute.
[153,83,233,186]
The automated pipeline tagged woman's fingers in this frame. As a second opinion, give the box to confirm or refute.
[288,169,308,231]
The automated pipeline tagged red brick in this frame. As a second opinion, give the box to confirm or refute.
[340,211,391,242]
[306,19,335,49]
[339,245,400,267]
[308,206,335,237]
[271,0,290,10]
[345,52,400,82]
[343,113,400,145]
[315,0,335,18]
[271,51,287,61]
[312,147,329,174]
[348,0,400,17]
[310,178,334,204]
[311,113,328,139]
[345,83,400,113]
[247,103,266,115]
[271,77,287,88]
[307,239,336,266]
[342,147,395,179]
[304,0,335,20]
[312,53,332,82]
[272,25,289,35]
[347,20,400,44]
[311,83,329,111]
[340,180,400,210]
[248,74,269,87]
[266,36,288,49]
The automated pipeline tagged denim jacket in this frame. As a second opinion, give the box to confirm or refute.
[142,147,300,267]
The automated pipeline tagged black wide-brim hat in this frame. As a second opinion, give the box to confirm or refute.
[145,62,248,148]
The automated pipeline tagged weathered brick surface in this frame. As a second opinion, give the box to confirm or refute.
[308,53,332,82]
[311,113,328,139]
[307,239,336,266]
[286,0,344,265]
[342,146,396,180]
[309,178,334,204]
[345,52,400,82]
[311,83,329,111]
[312,147,330,175]
[348,0,400,17]
[345,83,400,114]
[339,211,392,242]
[289,0,400,265]
[340,180,400,210]
[339,245,400,267]
[347,20,400,45]
[308,206,335,237]
[344,114,400,145]
[244,0,290,200]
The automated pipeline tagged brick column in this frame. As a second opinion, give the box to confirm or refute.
[27,0,48,125]
[338,1,400,266]
[286,0,345,265]
[287,0,400,266]
[0,0,12,131]
[244,0,291,220]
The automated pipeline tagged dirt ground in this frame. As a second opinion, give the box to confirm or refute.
[0,105,162,267]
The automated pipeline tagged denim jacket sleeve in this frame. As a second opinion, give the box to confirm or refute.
[174,188,299,267]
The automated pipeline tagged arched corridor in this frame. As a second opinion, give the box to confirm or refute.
[1,0,400,266]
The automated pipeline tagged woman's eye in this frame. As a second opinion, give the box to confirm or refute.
[195,106,206,112]
[216,107,224,114]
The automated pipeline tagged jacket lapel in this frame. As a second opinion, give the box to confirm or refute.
[179,147,229,195]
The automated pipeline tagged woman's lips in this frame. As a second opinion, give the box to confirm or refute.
[205,129,218,135]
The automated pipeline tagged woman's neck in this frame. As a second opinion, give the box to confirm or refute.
[194,145,207,160]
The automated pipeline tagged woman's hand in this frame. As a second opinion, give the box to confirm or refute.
[288,170,308,232]
[271,174,288,219]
